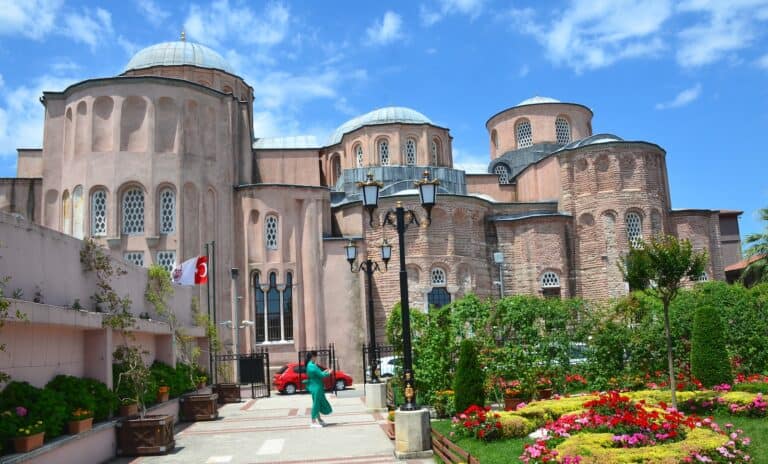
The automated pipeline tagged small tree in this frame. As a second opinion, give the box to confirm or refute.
[453,339,485,412]
[691,304,732,387]
[620,235,707,408]
[742,207,768,287]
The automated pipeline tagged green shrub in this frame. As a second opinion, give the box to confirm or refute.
[691,304,732,388]
[0,381,68,439]
[497,412,536,438]
[453,339,484,412]
[81,377,117,421]
[733,382,768,393]
[45,375,97,419]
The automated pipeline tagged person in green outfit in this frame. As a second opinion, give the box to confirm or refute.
[305,351,333,428]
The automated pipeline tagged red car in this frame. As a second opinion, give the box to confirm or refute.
[273,362,353,395]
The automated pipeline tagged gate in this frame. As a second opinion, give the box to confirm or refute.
[361,344,396,384]
[298,343,338,395]
[214,347,271,398]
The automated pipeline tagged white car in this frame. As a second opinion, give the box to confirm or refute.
[379,356,400,378]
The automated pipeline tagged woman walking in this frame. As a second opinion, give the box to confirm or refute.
[305,351,333,427]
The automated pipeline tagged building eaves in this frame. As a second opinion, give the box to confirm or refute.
[489,211,571,222]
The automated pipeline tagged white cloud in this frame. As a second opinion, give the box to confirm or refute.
[655,83,702,110]
[136,0,170,27]
[117,35,142,58]
[334,97,357,116]
[0,0,62,40]
[508,0,671,72]
[366,11,404,46]
[757,53,768,69]
[184,1,290,48]
[62,7,114,51]
[51,59,81,74]
[518,64,530,77]
[420,0,485,26]
[676,0,768,67]
[452,147,488,174]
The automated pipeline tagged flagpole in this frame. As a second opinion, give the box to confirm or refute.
[205,242,214,384]
[211,240,218,381]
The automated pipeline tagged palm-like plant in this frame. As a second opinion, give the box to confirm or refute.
[742,207,768,287]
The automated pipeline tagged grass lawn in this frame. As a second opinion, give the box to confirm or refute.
[432,414,768,463]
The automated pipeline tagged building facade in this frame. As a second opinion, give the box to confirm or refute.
[0,39,741,375]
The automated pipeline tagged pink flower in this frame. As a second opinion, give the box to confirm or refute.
[15,406,27,417]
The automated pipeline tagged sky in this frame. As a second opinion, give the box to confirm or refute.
[0,0,766,241]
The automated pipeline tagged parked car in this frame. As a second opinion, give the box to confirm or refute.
[273,362,353,395]
[379,356,400,377]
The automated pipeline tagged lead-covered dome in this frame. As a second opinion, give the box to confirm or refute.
[515,96,561,107]
[328,106,432,145]
[124,40,234,74]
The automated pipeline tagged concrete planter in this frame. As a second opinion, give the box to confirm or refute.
[14,432,45,453]
[213,383,241,403]
[179,393,219,421]
[68,417,94,434]
[116,414,175,456]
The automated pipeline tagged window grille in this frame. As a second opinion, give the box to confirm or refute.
[379,140,390,166]
[405,139,416,165]
[428,287,451,309]
[431,268,447,286]
[267,272,281,341]
[283,272,293,341]
[254,273,265,342]
[159,188,175,234]
[626,212,643,249]
[124,251,144,267]
[541,271,560,288]
[516,120,533,148]
[91,190,107,236]
[265,215,278,250]
[494,164,510,184]
[431,140,438,165]
[356,145,363,167]
[697,272,708,282]
[156,251,176,273]
[555,117,571,144]
[122,188,145,234]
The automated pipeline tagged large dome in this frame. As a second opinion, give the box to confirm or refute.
[515,96,561,107]
[328,106,432,145]
[124,40,234,74]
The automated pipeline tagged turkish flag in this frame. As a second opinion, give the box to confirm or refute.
[172,256,208,286]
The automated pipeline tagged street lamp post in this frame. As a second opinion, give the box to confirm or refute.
[345,239,392,383]
[357,171,439,411]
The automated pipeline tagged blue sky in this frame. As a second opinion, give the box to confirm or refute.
[0,0,766,240]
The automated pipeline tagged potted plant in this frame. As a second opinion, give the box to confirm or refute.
[503,380,527,411]
[195,374,207,390]
[12,407,45,453]
[68,408,94,434]
[384,409,395,440]
[156,385,170,403]
[536,376,554,399]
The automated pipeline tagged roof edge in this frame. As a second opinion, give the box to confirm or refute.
[485,101,593,129]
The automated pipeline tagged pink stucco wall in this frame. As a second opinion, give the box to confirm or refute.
[465,174,516,202]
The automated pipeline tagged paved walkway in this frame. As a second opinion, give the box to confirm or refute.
[111,386,435,464]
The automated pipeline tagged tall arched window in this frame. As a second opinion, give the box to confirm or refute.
[122,187,145,235]
[159,187,175,234]
[540,271,561,298]
[431,139,440,165]
[428,267,451,309]
[555,117,571,144]
[266,272,281,341]
[516,120,533,149]
[62,190,71,235]
[491,129,498,150]
[265,215,278,250]
[72,185,84,239]
[626,212,643,249]
[405,138,416,165]
[283,272,293,341]
[254,272,265,343]
[494,164,510,184]
[331,156,342,186]
[379,139,390,166]
[90,189,107,236]
[355,144,363,167]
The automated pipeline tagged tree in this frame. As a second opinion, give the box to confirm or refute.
[691,304,732,387]
[453,339,485,412]
[742,207,768,287]
[620,235,707,408]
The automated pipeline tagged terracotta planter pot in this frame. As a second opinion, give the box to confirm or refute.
[116,414,175,456]
[14,432,45,453]
[213,383,241,403]
[179,393,219,421]
[157,387,170,403]
[68,417,94,434]
[537,388,553,400]
[504,396,526,411]
[119,403,139,417]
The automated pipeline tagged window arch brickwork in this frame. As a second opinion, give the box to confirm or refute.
[541,271,561,288]
[379,139,390,166]
[430,267,447,286]
[405,138,416,165]
[626,212,643,249]
[516,120,533,148]
[556,117,571,144]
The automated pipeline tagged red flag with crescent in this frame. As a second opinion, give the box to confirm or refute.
[172,256,208,286]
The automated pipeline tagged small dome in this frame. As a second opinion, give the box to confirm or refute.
[124,41,234,74]
[561,133,624,150]
[515,96,561,107]
[328,106,432,145]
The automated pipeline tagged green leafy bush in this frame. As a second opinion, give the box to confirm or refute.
[81,377,117,421]
[691,304,732,387]
[453,339,484,412]
[45,375,97,420]
[0,381,67,439]
[149,361,196,398]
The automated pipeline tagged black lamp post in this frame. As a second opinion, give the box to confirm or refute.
[345,239,392,383]
[357,170,439,411]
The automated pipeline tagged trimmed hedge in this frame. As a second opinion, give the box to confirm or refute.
[691,304,733,387]
[453,340,484,412]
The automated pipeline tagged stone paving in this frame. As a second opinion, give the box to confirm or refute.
[110,386,435,464]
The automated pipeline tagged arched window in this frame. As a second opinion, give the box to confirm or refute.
[122,187,145,235]
[431,268,447,286]
[72,185,84,239]
[283,272,293,341]
[90,189,107,236]
[555,117,571,144]
[265,215,278,250]
[431,139,439,165]
[156,250,176,273]
[697,272,709,282]
[331,156,342,186]
[405,138,416,165]
[540,271,561,298]
[254,272,265,343]
[491,130,498,150]
[516,120,533,149]
[124,251,144,267]
[62,190,71,235]
[494,164,510,184]
[159,188,175,234]
[626,212,643,249]
[379,139,390,166]
[266,272,281,341]
[355,144,364,167]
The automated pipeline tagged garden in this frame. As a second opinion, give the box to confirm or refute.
[387,278,768,463]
